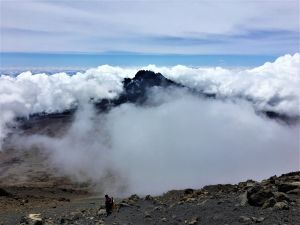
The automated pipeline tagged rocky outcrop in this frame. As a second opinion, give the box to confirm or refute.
[0,188,11,197]
[237,172,299,210]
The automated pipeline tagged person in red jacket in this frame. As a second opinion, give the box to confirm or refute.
[105,194,113,216]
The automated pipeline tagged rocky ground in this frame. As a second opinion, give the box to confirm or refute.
[0,172,299,225]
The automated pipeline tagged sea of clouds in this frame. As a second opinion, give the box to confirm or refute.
[0,53,299,195]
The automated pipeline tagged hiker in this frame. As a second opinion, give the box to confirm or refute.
[105,194,113,216]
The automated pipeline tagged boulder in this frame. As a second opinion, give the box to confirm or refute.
[262,197,276,209]
[184,188,194,195]
[274,192,290,202]
[247,186,274,206]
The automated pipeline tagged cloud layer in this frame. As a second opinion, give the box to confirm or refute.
[14,89,300,195]
[1,54,300,148]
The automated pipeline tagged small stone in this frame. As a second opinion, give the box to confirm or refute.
[97,209,106,216]
[58,197,70,202]
[274,201,289,210]
[185,197,196,203]
[197,200,207,206]
[153,206,162,211]
[161,217,167,222]
[22,199,29,204]
[94,221,106,225]
[239,216,251,223]
[212,214,222,220]
[119,203,130,208]
[251,216,264,223]
[28,214,43,225]
[188,217,199,224]
[144,212,151,218]
[69,211,82,220]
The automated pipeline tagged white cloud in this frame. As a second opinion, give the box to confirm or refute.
[105,91,300,194]
[13,89,300,195]
[0,0,299,53]
[142,53,300,116]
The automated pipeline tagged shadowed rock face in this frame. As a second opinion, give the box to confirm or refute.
[95,70,180,110]
[122,70,179,103]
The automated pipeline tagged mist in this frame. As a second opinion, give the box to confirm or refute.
[14,88,300,196]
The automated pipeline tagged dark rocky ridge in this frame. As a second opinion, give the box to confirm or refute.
[94,70,182,111]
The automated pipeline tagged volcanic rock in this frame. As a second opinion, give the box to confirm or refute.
[247,185,274,206]
[262,197,276,209]
[274,192,290,202]
[239,216,251,223]
[274,201,289,210]
[128,194,140,201]
[278,182,300,193]
[251,216,265,223]
[28,214,43,225]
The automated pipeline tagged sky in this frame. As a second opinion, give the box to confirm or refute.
[0,0,299,55]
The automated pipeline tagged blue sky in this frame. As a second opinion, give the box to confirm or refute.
[0,52,279,71]
[0,0,299,55]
